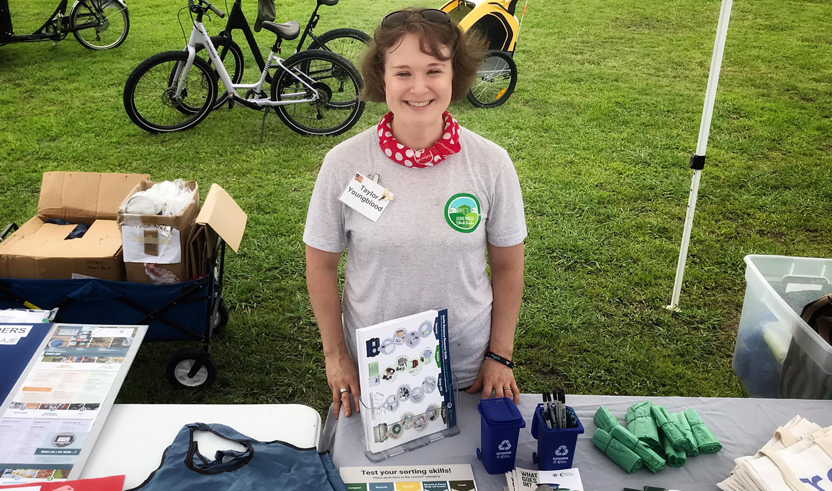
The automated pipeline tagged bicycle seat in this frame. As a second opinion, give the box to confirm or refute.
[318,0,339,6]
[261,20,300,40]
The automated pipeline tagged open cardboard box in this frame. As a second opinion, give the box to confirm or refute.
[0,172,149,280]
[119,183,246,283]
[117,180,200,284]
[187,184,247,279]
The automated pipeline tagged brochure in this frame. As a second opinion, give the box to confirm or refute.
[340,464,477,490]
[0,324,54,404]
[0,325,146,484]
[505,467,583,491]
[355,309,455,454]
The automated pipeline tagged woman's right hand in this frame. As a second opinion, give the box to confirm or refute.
[326,350,361,419]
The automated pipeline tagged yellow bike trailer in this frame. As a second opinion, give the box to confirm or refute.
[440,0,525,107]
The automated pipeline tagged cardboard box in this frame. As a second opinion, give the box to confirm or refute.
[117,180,199,284]
[0,172,149,280]
[186,184,247,279]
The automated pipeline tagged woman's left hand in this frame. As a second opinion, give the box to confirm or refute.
[466,358,520,404]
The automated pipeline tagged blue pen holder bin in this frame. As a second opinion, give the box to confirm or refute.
[531,403,584,470]
[476,397,526,474]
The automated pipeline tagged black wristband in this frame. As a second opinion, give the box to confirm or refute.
[484,350,514,369]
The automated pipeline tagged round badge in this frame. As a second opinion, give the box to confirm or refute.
[395,355,409,373]
[426,404,440,421]
[393,329,407,345]
[444,193,481,233]
[414,414,428,432]
[397,384,411,402]
[406,330,421,348]
[419,321,433,337]
[423,376,437,394]
[400,412,415,430]
[390,423,403,438]
[384,395,400,413]
[407,358,423,377]
[382,366,397,383]
[410,386,425,404]
[380,338,396,355]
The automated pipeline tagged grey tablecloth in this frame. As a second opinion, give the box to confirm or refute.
[324,393,832,491]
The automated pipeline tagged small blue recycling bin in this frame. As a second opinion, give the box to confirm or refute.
[531,403,584,470]
[476,397,526,474]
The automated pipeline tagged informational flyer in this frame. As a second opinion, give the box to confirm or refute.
[355,309,455,455]
[505,467,583,491]
[340,464,477,491]
[0,325,146,484]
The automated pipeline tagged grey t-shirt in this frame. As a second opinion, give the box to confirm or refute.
[303,125,527,387]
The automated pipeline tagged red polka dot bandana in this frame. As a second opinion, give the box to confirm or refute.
[377,111,461,168]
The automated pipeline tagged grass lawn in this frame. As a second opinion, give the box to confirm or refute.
[1,0,830,413]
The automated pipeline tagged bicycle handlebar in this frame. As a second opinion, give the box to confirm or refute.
[187,0,225,18]
[206,1,225,18]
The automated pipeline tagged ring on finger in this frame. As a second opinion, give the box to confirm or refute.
[503,386,511,391]
[339,387,350,396]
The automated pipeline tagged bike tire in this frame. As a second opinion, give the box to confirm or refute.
[124,51,217,133]
[69,0,129,50]
[188,36,244,112]
[467,50,517,109]
[307,27,370,73]
[271,49,365,137]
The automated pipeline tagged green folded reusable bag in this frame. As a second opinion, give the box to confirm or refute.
[594,406,621,432]
[610,425,666,473]
[626,401,661,454]
[661,431,686,467]
[673,412,698,457]
[651,405,691,454]
[684,408,722,454]
[591,428,644,474]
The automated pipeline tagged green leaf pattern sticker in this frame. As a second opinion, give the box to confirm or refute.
[444,193,481,233]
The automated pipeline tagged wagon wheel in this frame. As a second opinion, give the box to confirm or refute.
[211,299,229,337]
[166,349,217,389]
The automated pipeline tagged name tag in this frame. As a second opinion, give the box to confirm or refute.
[339,173,393,222]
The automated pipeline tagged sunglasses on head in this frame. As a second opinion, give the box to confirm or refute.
[381,9,451,28]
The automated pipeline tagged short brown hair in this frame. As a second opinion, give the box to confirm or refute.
[361,8,486,103]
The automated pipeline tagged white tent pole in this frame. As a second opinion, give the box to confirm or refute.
[668,0,733,312]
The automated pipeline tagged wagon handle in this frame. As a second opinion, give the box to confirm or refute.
[0,223,18,242]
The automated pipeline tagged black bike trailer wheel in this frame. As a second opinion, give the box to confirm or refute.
[467,50,517,108]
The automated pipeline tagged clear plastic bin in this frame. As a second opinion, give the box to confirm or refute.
[734,255,832,399]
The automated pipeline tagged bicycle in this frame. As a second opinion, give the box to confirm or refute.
[191,0,370,111]
[0,0,128,50]
[123,0,364,136]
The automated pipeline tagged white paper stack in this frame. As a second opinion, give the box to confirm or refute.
[505,467,584,491]
[718,416,832,491]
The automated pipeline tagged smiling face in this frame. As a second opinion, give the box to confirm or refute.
[384,32,453,131]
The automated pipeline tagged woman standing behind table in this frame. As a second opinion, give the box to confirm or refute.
[304,8,526,419]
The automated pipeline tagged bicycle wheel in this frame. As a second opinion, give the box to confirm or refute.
[69,0,129,50]
[467,50,517,108]
[307,28,370,73]
[124,51,217,133]
[271,50,365,136]
[188,36,244,112]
